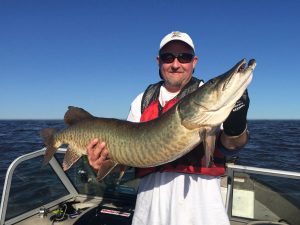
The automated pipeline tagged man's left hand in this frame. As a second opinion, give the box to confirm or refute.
[223,90,250,136]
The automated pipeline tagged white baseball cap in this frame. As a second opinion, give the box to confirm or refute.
[159,31,195,51]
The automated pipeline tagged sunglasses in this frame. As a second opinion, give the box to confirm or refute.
[159,53,194,64]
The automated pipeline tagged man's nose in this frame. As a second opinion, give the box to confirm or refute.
[171,58,180,68]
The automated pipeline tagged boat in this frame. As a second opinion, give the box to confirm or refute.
[0,148,299,225]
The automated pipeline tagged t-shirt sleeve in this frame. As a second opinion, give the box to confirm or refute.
[127,92,144,122]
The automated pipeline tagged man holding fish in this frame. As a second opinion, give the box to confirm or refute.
[87,31,252,225]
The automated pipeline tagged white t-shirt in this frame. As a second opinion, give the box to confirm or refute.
[128,84,230,225]
[127,85,180,123]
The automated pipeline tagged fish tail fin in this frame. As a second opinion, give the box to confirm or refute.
[40,128,58,166]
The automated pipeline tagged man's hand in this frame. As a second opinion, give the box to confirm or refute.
[86,139,109,171]
[223,90,250,136]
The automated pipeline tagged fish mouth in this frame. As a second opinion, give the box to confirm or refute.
[218,59,254,111]
[222,59,254,91]
[222,59,245,90]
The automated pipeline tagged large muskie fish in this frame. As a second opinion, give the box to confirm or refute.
[41,58,256,180]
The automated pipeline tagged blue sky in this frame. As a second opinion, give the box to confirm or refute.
[0,0,299,120]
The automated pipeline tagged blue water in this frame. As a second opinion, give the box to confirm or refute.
[240,120,300,172]
[0,120,300,202]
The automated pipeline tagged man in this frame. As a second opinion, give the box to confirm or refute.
[87,31,250,225]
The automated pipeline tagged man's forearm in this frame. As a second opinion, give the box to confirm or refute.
[220,127,249,150]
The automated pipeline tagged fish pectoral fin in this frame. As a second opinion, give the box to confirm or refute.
[96,160,118,181]
[62,148,82,171]
[201,132,216,168]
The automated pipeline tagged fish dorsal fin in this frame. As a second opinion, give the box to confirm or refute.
[64,106,94,126]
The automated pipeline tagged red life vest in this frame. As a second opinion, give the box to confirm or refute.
[136,77,226,177]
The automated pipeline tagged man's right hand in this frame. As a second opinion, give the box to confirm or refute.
[86,139,109,171]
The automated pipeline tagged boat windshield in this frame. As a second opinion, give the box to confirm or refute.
[57,154,139,198]
[3,151,139,222]
[5,155,70,220]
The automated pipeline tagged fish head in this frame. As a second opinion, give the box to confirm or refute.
[201,59,255,111]
[179,59,256,128]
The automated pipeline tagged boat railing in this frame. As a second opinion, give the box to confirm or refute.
[225,163,300,225]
